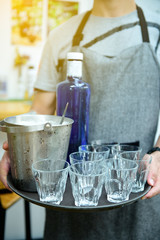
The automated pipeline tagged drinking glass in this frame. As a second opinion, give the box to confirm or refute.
[32,159,69,204]
[69,161,106,206]
[79,144,110,159]
[112,144,142,157]
[69,152,104,170]
[120,152,152,192]
[103,158,138,203]
[119,151,141,161]
[90,140,119,158]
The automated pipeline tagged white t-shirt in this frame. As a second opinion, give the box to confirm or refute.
[35,8,160,92]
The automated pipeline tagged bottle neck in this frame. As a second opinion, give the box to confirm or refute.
[67,60,82,79]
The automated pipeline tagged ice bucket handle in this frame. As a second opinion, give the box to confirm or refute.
[0,120,8,132]
[44,122,53,132]
[0,120,26,133]
[0,120,44,133]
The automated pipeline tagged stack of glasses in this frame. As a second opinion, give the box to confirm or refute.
[32,143,152,207]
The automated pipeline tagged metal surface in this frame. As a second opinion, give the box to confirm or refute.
[0,115,73,192]
[60,102,69,124]
[1,115,73,133]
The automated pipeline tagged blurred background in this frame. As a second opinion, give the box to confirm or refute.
[0,0,159,239]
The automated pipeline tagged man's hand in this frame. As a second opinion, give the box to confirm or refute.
[142,151,160,199]
[0,141,11,190]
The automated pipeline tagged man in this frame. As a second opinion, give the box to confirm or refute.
[1,0,160,239]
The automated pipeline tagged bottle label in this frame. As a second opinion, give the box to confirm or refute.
[67,61,82,78]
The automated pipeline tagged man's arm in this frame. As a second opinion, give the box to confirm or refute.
[30,89,56,115]
[142,135,160,199]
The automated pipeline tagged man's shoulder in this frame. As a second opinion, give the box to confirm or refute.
[44,11,88,60]
[142,8,160,25]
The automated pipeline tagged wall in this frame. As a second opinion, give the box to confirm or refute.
[0,0,159,239]
[0,0,93,100]
[0,1,92,239]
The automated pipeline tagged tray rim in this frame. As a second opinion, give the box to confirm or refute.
[7,174,151,212]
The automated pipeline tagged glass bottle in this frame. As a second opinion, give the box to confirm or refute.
[56,52,91,162]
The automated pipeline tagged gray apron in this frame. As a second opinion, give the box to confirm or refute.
[44,6,160,240]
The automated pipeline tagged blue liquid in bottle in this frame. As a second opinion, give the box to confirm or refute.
[56,52,90,162]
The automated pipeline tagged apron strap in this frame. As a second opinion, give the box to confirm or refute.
[72,10,92,47]
[72,6,149,47]
[136,5,150,43]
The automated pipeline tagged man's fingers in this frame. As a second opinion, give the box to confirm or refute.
[142,154,160,199]
[0,151,11,190]
[142,178,160,199]
[3,141,9,151]
[142,184,160,199]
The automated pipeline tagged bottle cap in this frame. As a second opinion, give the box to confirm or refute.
[67,52,83,61]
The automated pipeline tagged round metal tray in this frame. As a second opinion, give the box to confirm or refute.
[7,174,151,212]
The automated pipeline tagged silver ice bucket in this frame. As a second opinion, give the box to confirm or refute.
[0,115,73,192]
